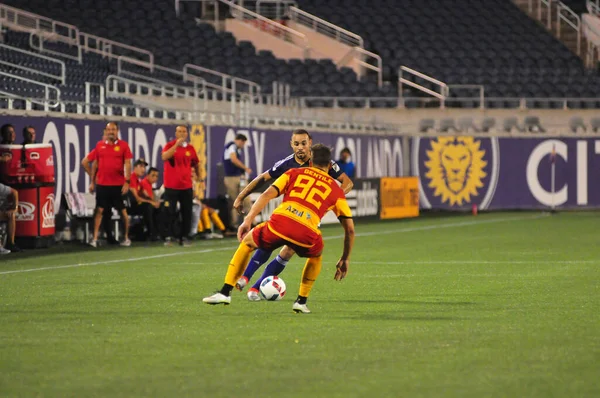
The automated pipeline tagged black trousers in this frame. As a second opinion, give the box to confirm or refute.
[164,188,193,241]
[128,199,156,239]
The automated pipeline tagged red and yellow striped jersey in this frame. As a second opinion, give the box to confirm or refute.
[269,167,352,236]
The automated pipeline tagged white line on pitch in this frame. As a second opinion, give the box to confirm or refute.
[0,214,547,276]
[353,260,598,265]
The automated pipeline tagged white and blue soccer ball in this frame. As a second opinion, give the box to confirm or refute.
[259,276,287,301]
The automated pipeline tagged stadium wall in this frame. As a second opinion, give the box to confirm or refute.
[3,115,599,214]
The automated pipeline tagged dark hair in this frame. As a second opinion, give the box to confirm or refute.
[22,126,35,144]
[235,133,247,141]
[311,144,332,167]
[340,147,351,156]
[148,167,159,174]
[0,124,14,144]
[292,129,312,140]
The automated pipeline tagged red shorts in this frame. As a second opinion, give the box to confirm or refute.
[252,222,324,258]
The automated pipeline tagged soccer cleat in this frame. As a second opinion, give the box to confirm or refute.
[181,238,192,247]
[120,239,131,247]
[0,247,10,255]
[292,302,311,314]
[164,237,173,247]
[247,288,261,301]
[235,276,248,291]
[210,232,224,239]
[88,239,98,248]
[203,292,231,305]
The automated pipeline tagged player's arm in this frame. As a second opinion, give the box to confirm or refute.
[237,185,279,241]
[337,172,353,194]
[233,170,273,214]
[335,217,355,281]
[229,151,252,174]
[332,197,354,281]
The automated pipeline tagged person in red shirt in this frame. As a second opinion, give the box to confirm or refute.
[128,161,160,241]
[81,130,118,244]
[85,122,133,247]
[161,125,200,246]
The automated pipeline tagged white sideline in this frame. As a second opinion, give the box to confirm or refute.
[0,214,548,276]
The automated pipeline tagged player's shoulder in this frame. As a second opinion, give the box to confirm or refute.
[271,154,295,171]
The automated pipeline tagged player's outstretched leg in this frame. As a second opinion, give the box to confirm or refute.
[204,238,256,305]
[293,255,323,314]
[247,245,296,301]
[236,248,272,291]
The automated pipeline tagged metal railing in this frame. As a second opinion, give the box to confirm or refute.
[556,1,581,55]
[220,0,310,57]
[0,43,66,84]
[28,31,82,62]
[287,6,363,48]
[182,63,261,98]
[79,32,154,65]
[0,70,60,109]
[582,13,600,67]
[252,0,297,20]
[588,0,600,15]
[538,0,554,28]
[339,47,383,87]
[105,75,202,101]
[0,4,78,43]
[398,66,448,107]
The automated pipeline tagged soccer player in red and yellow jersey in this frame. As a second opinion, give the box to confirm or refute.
[204,144,355,313]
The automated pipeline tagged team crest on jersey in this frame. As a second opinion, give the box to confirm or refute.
[185,151,191,156]
[414,137,499,209]
[164,201,169,207]
[114,146,120,152]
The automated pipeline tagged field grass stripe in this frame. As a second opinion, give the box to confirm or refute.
[0,214,548,276]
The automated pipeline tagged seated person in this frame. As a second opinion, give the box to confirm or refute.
[0,182,21,253]
[191,170,226,239]
[128,161,160,241]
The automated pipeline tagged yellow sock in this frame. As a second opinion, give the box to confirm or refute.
[200,207,211,231]
[299,255,323,298]
[210,211,226,231]
[224,243,255,286]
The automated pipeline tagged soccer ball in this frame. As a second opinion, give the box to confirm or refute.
[259,276,287,301]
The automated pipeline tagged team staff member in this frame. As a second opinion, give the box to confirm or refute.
[128,159,159,240]
[82,130,118,244]
[87,122,133,247]
[223,134,252,229]
[162,125,200,247]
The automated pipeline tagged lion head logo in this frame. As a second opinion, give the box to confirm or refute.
[424,137,487,206]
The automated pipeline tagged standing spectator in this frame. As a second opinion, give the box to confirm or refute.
[223,133,252,228]
[0,182,21,254]
[337,147,356,179]
[162,125,200,247]
[22,126,36,145]
[0,124,15,145]
[87,122,133,247]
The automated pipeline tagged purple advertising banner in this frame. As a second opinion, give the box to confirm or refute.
[3,115,183,211]
[205,126,405,198]
[413,136,600,209]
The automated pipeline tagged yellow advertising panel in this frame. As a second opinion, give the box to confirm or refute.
[380,177,419,219]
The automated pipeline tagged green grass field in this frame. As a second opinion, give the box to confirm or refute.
[1,212,599,397]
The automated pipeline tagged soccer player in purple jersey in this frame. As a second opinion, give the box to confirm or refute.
[232,129,353,301]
